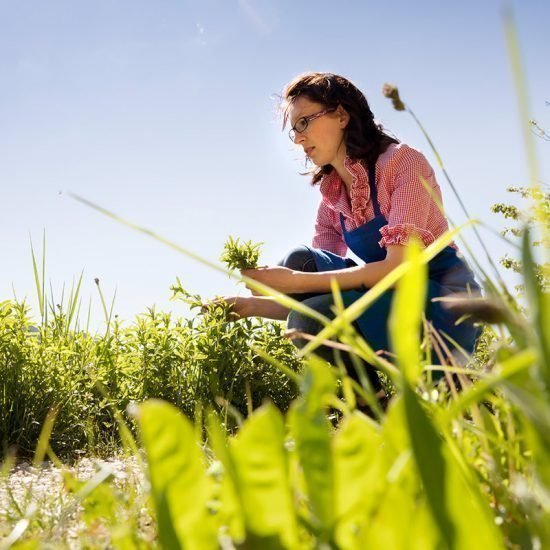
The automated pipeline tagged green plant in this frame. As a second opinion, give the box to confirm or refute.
[220,236,263,273]
[1,265,304,457]
[492,186,550,291]
[132,221,550,548]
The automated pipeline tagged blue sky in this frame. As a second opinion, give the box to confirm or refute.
[1,0,549,331]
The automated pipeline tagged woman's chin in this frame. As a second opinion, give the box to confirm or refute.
[307,156,323,167]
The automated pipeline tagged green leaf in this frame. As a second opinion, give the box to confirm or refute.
[206,411,245,542]
[289,359,336,540]
[333,413,382,519]
[138,399,217,550]
[230,402,298,548]
[355,398,439,549]
[363,481,439,550]
[332,413,386,548]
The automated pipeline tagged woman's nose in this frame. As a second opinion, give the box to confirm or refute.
[292,131,305,145]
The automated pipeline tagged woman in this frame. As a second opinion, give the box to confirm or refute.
[218,72,481,391]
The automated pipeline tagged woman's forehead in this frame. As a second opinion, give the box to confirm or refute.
[288,96,325,124]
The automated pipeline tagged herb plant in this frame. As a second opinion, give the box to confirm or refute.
[220,236,263,273]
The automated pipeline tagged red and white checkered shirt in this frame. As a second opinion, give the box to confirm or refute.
[312,143,456,256]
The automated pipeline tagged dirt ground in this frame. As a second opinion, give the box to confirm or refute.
[0,456,154,548]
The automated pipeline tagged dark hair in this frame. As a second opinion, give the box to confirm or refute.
[281,72,399,185]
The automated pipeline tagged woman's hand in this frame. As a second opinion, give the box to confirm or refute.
[240,266,303,295]
[201,296,253,321]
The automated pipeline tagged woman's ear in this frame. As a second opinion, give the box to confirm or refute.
[337,104,350,129]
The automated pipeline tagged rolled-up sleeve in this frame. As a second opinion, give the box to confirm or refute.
[312,201,348,256]
[378,149,441,248]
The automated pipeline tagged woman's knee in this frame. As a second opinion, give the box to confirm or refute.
[286,293,336,349]
[287,309,324,349]
[277,245,317,272]
[287,302,380,388]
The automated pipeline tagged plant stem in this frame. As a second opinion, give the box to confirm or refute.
[405,105,506,289]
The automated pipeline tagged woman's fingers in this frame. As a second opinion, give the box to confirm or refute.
[242,266,269,295]
[202,296,251,321]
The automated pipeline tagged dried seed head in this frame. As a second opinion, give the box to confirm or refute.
[382,83,405,111]
[440,294,510,324]
[94,278,100,285]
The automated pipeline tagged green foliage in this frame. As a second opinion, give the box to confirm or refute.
[1,280,302,457]
[3,219,550,548]
[131,361,505,548]
[128,219,549,548]
[219,236,263,272]
[491,186,549,291]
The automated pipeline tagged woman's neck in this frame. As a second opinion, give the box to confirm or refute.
[330,149,353,191]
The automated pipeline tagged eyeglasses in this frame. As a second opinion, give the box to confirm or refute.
[288,108,336,141]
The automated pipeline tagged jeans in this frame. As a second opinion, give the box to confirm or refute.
[277,245,382,391]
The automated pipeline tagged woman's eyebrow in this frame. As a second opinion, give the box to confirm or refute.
[289,114,303,127]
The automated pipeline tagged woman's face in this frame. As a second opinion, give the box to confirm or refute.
[287,95,349,167]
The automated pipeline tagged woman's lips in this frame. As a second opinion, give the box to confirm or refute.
[305,147,315,157]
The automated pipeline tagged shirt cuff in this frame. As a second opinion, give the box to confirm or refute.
[378,223,435,248]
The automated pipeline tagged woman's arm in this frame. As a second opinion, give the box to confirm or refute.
[248,296,291,320]
[304,244,406,292]
[242,244,407,295]
[216,295,291,321]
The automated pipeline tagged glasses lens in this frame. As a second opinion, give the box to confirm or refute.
[295,117,308,133]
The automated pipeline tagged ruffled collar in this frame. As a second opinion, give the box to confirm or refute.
[319,157,373,226]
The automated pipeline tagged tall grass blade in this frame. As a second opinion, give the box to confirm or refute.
[30,238,44,325]
[522,228,550,388]
[403,107,503,286]
[389,238,426,385]
[0,519,30,549]
[403,383,505,549]
[65,270,84,335]
[402,384,455,546]
[32,406,59,468]
[41,230,46,325]
[390,239,455,545]
[503,8,539,197]
[387,239,503,547]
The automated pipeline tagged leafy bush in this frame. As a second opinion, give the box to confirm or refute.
[0,285,302,457]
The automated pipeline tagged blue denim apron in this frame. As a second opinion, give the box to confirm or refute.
[305,163,482,363]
